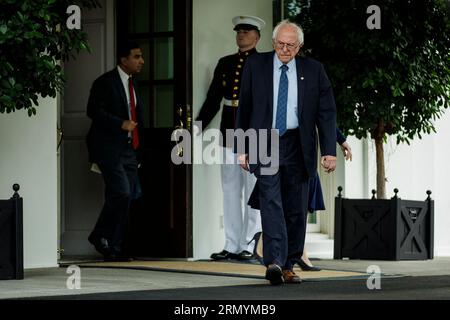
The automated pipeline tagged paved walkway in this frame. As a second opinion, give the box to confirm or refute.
[1,258,450,300]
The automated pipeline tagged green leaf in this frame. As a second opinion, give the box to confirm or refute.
[17,11,25,22]
[24,32,34,39]
[5,62,14,72]
[1,79,11,88]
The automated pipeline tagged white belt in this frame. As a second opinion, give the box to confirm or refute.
[223,99,239,107]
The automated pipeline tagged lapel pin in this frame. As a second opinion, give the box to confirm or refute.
[300,76,304,80]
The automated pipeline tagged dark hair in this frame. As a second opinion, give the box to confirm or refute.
[117,40,140,64]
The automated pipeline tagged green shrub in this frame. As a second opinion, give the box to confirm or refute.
[0,0,100,116]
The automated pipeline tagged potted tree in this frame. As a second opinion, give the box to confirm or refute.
[0,0,100,115]
[287,0,450,259]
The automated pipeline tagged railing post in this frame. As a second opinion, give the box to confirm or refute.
[333,186,343,259]
[11,184,23,280]
[426,190,434,260]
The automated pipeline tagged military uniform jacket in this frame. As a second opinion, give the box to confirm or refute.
[196,48,257,147]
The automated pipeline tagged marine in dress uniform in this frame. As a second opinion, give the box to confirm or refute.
[196,15,266,260]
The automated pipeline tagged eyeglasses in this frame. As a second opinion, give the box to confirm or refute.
[274,41,300,51]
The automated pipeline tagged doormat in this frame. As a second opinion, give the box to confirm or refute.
[66,260,390,281]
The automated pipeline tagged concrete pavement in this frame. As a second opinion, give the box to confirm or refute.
[1,257,450,300]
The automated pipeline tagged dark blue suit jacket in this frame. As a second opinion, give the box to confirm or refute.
[235,52,337,177]
[248,127,346,211]
[86,68,144,164]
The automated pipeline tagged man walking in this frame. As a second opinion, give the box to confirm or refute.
[86,41,144,262]
[236,20,337,284]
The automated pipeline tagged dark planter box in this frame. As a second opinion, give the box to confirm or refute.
[0,184,24,280]
[334,188,434,260]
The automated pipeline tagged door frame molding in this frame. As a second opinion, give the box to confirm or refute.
[114,0,193,258]
[59,0,116,257]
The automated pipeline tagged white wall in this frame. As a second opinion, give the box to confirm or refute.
[343,137,369,199]
[0,97,58,268]
[192,0,273,259]
[433,110,450,256]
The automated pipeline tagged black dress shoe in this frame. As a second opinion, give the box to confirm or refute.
[104,253,133,262]
[210,250,238,260]
[89,236,112,257]
[237,250,254,260]
[265,264,284,285]
[297,259,322,271]
[89,236,133,262]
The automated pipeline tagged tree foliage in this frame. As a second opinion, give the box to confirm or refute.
[0,0,100,116]
[287,0,450,197]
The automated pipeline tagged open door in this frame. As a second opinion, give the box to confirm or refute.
[116,0,193,258]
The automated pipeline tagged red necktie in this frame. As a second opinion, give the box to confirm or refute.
[128,77,139,150]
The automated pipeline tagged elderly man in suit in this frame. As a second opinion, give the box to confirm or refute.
[235,20,337,285]
[86,41,144,262]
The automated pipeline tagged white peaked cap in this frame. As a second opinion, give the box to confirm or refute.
[232,15,266,31]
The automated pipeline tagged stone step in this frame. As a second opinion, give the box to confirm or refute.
[305,233,330,241]
[304,233,334,259]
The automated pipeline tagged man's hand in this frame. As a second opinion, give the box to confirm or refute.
[122,120,138,132]
[238,153,249,171]
[321,155,337,173]
[340,141,352,161]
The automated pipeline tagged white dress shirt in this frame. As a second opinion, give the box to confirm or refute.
[117,66,137,138]
[272,54,299,130]
[117,65,137,121]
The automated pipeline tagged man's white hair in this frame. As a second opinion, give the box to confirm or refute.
[272,20,304,45]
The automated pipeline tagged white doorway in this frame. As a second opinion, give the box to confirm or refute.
[59,0,115,258]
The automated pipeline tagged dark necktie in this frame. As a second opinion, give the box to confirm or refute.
[275,64,289,136]
[128,77,139,150]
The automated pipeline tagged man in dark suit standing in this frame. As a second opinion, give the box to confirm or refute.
[235,20,337,285]
[86,41,144,262]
